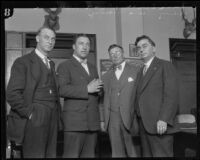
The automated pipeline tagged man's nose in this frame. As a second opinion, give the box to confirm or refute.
[113,54,119,58]
[47,38,54,44]
[83,45,88,49]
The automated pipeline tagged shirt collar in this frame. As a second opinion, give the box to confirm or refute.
[73,54,87,64]
[35,49,48,60]
[120,60,126,70]
[144,56,155,68]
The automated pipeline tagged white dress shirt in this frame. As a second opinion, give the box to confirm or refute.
[143,56,155,74]
[73,54,90,75]
[35,49,50,69]
[115,61,126,80]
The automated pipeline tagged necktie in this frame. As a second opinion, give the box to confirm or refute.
[143,65,147,76]
[49,60,55,71]
[81,59,87,65]
[44,57,50,69]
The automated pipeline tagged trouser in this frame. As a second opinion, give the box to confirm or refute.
[138,118,174,157]
[63,131,97,158]
[108,111,137,157]
[23,103,58,158]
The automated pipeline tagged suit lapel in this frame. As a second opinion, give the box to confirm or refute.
[140,57,160,92]
[136,68,143,92]
[71,57,90,80]
[87,63,96,78]
[29,51,42,83]
[107,69,116,96]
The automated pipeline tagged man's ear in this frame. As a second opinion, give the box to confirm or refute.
[153,46,156,53]
[72,44,75,50]
[36,35,39,43]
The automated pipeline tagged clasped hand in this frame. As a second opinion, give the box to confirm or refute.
[87,79,103,93]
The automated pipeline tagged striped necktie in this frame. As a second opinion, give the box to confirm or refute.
[44,57,50,69]
[143,65,148,76]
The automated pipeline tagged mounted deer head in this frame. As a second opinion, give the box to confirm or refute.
[43,8,62,31]
[181,8,196,39]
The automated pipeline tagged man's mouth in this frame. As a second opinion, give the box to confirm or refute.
[46,45,52,48]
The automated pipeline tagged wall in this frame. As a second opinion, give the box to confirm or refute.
[142,7,196,60]
[5,8,117,74]
[120,8,143,58]
[58,8,117,69]
[5,7,196,72]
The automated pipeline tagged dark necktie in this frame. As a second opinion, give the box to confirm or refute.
[44,57,50,69]
[49,60,57,86]
[81,59,87,65]
[143,65,148,76]
[49,60,55,72]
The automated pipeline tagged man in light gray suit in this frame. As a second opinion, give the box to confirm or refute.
[101,44,139,157]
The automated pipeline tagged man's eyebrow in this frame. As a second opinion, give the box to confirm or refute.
[138,43,148,46]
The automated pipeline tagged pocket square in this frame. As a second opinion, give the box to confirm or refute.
[128,77,134,82]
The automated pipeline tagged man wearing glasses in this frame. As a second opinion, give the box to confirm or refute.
[133,35,179,157]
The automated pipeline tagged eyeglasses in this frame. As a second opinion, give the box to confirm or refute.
[136,43,149,53]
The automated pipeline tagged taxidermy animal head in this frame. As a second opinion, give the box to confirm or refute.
[43,8,62,31]
[181,8,196,39]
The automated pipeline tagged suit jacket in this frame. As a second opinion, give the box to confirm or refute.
[135,57,179,134]
[57,57,102,131]
[6,51,62,144]
[102,62,139,131]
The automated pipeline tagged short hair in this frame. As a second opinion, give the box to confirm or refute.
[108,44,124,52]
[36,26,56,36]
[135,35,155,47]
[73,34,91,44]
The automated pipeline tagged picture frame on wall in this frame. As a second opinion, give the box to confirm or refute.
[129,44,140,58]
[100,59,113,77]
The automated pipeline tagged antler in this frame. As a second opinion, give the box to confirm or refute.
[55,8,62,15]
[192,8,196,25]
[181,7,196,39]
[44,8,52,14]
[44,8,62,16]
[43,8,62,21]
[181,8,189,25]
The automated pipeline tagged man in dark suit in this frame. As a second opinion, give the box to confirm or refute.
[101,44,139,157]
[133,35,179,157]
[57,34,103,158]
[6,26,62,158]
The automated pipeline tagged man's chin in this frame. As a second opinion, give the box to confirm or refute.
[45,49,53,52]
[81,54,88,59]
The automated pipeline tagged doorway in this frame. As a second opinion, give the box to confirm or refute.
[169,38,196,114]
